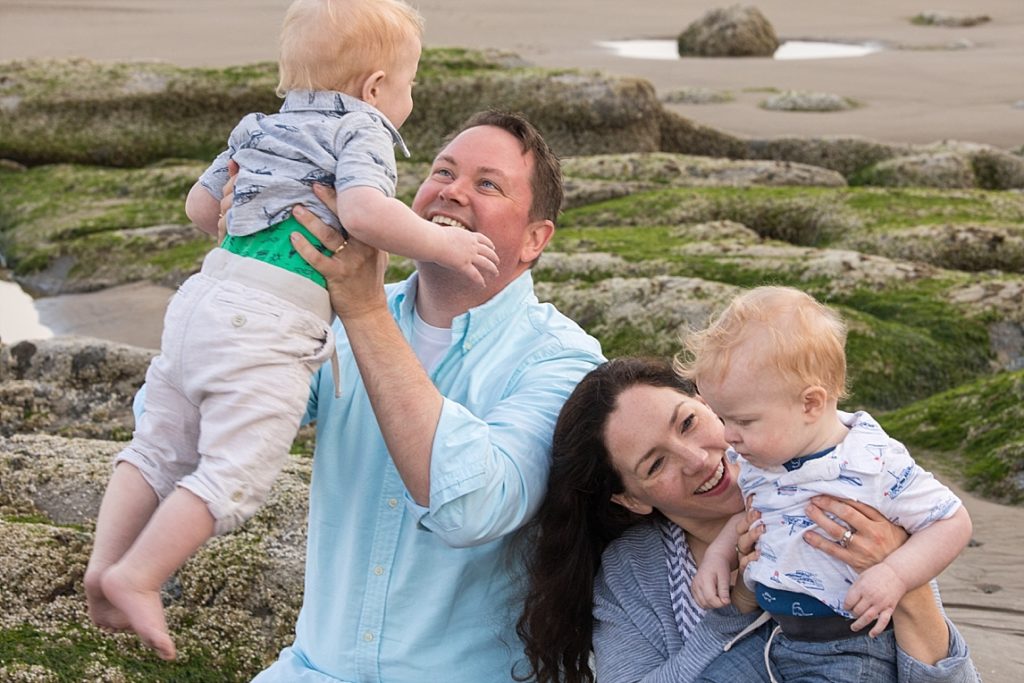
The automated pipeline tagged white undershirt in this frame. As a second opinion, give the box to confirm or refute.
[411,306,453,375]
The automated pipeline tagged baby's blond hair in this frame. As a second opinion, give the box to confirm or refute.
[277,0,424,97]
[676,286,849,401]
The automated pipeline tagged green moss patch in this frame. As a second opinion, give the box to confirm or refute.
[882,370,1024,503]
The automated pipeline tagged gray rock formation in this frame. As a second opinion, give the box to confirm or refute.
[677,5,780,57]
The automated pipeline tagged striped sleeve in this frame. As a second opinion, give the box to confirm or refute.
[593,522,759,683]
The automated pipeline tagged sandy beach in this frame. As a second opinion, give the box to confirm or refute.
[1,1,1022,680]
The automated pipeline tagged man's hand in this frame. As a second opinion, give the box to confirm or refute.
[290,184,390,322]
[217,159,240,244]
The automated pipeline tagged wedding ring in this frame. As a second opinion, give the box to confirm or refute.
[838,528,855,548]
[333,240,348,255]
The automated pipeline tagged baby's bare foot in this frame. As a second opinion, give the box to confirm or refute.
[101,565,176,660]
[84,566,131,632]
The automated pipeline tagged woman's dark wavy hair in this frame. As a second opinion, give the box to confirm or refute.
[515,357,698,683]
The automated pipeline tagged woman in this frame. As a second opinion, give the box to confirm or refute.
[516,357,977,683]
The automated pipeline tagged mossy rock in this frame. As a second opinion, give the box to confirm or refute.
[0,161,209,290]
[0,433,312,681]
[0,338,153,440]
[0,52,746,168]
[561,186,860,246]
[747,136,912,178]
[837,223,1024,274]
[854,152,977,189]
[882,369,1024,504]
[661,87,735,105]
[560,152,844,188]
[404,70,663,159]
[852,145,1024,190]
[677,5,780,57]
[910,12,991,27]
[0,59,281,168]
[759,91,859,113]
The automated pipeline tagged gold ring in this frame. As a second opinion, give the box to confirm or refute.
[735,544,743,556]
[838,528,855,548]
[333,240,348,255]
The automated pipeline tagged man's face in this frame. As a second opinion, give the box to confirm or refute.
[411,125,551,293]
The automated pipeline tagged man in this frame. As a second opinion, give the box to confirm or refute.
[254,111,604,682]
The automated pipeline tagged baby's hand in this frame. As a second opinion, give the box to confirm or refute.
[692,551,733,609]
[845,562,906,637]
[438,227,499,287]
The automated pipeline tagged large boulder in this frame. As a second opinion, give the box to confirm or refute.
[677,5,780,58]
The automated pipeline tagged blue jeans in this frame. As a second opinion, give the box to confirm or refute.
[698,621,772,683]
[699,625,897,683]
[769,628,897,683]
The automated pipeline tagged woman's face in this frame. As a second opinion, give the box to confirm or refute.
[605,384,744,533]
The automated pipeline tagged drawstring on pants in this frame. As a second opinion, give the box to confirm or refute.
[721,610,781,683]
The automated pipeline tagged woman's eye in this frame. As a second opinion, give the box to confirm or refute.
[679,413,695,433]
[433,168,453,179]
[479,179,499,190]
[647,457,664,476]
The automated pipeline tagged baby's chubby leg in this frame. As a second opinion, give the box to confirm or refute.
[101,487,215,660]
[85,462,159,632]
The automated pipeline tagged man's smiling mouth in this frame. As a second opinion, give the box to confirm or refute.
[432,215,469,230]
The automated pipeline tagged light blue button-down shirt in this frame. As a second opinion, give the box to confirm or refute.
[255,270,603,683]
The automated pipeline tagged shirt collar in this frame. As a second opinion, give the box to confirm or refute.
[391,271,536,352]
[281,89,411,158]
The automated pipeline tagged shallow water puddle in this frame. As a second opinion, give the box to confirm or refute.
[596,39,883,60]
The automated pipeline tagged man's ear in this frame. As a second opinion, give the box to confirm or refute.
[360,70,386,105]
[801,385,829,421]
[520,219,554,263]
[610,492,653,516]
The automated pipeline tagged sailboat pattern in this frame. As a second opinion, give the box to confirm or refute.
[738,410,962,617]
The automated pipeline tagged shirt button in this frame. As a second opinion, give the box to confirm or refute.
[387,498,398,508]
[363,631,374,642]
[373,565,384,576]
[231,314,246,327]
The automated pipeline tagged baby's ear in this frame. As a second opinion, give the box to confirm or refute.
[800,385,829,420]
[360,70,386,104]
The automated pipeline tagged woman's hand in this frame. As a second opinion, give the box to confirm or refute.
[802,496,908,572]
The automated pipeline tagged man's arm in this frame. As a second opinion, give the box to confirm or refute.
[290,203,439,505]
